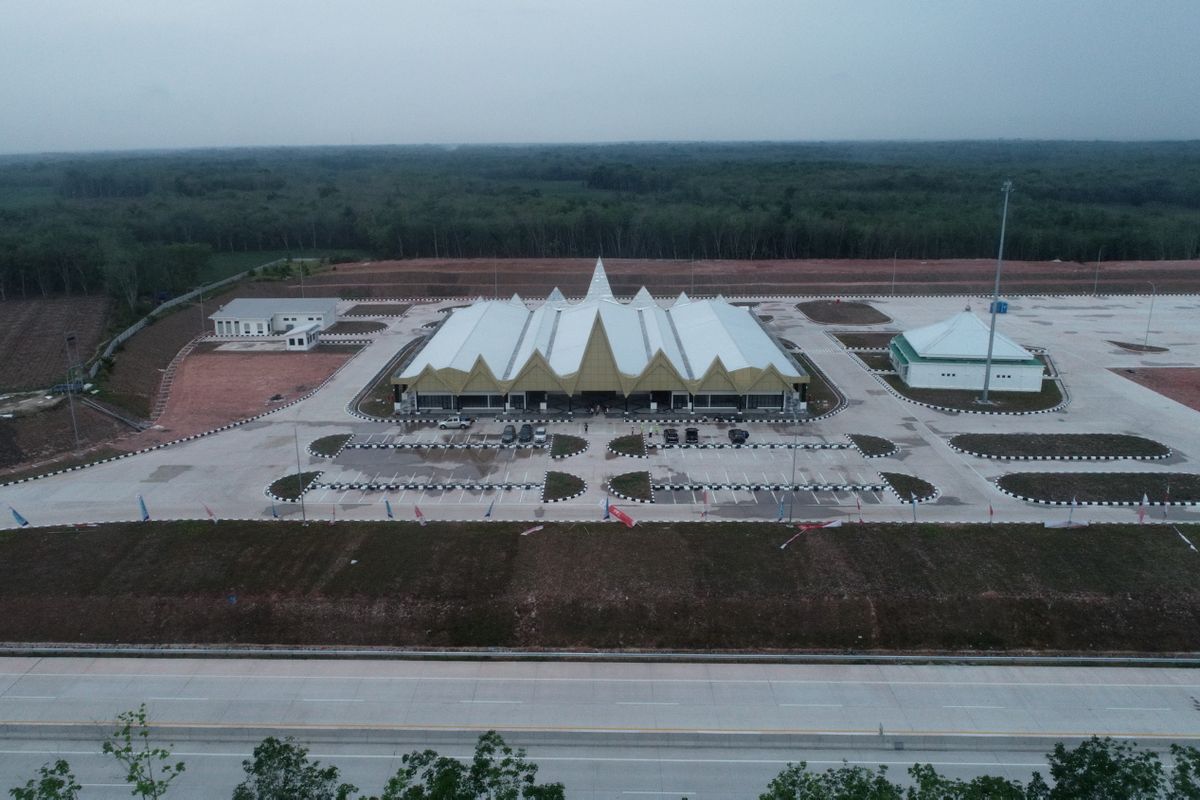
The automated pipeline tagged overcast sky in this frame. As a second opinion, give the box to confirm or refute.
[2,1,1198,154]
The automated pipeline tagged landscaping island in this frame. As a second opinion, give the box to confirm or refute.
[608,471,653,502]
[882,374,1064,413]
[952,433,1169,459]
[997,472,1200,504]
[797,300,892,325]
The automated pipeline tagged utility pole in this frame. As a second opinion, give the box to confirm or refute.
[1144,281,1157,348]
[293,426,308,523]
[63,332,81,451]
[787,406,799,524]
[890,250,898,296]
[198,288,205,335]
[979,180,1013,404]
[1092,245,1104,296]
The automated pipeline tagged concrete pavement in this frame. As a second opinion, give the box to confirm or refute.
[4,657,1200,797]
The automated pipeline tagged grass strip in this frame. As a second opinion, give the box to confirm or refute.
[880,472,936,500]
[997,472,1200,503]
[797,300,891,325]
[609,471,652,501]
[268,471,321,501]
[550,434,587,458]
[310,435,352,458]
[882,374,1063,413]
[952,433,1169,459]
[609,434,646,457]
[543,471,584,502]
[849,435,897,457]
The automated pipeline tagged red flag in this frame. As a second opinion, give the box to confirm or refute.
[609,505,636,528]
[988,503,994,521]
[203,503,216,524]
[415,505,426,526]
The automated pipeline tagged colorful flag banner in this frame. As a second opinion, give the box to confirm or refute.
[856,493,863,524]
[988,503,994,522]
[610,505,636,528]
[1138,493,1149,525]
[415,505,426,526]
[271,500,279,520]
[203,503,216,524]
[602,494,611,521]
[777,498,786,522]
[385,499,394,520]
[520,525,545,536]
[484,498,495,521]
[137,495,150,522]
[9,506,29,528]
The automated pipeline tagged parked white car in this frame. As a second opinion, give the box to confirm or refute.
[533,426,547,444]
[438,415,473,430]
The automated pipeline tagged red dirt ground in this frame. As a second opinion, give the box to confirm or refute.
[1112,367,1200,414]
[0,296,110,390]
[126,349,354,447]
[269,258,1200,298]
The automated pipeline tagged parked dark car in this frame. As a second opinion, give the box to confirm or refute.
[728,428,749,444]
[501,424,517,444]
[518,423,534,443]
[684,427,700,445]
[663,428,679,445]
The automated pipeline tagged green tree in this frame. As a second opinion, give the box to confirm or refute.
[759,761,904,799]
[1169,744,1200,799]
[1038,736,1164,799]
[906,763,1027,799]
[232,737,356,800]
[380,731,563,800]
[101,704,186,800]
[8,760,80,800]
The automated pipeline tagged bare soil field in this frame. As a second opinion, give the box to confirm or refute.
[1114,367,1200,413]
[2,520,1199,652]
[0,296,110,390]
[128,349,354,447]
[324,320,387,335]
[0,403,127,473]
[796,300,891,325]
[276,258,1200,298]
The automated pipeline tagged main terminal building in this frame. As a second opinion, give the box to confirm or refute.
[394,259,808,414]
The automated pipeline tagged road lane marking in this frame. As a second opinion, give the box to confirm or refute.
[301,698,363,703]
[147,697,208,702]
[460,699,522,704]
[616,701,679,706]
[1106,707,1171,712]
[944,705,1005,709]
[780,703,843,707]
[0,696,55,700]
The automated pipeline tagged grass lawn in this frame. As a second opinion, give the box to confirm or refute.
[550,434,587,458]
[849,435,897,457]
[609,471,652,501]
[309,435,352,458]
[797,300,891,325]
[543,471,584,501]
[952,433,1170,459]
[882,375,1063,413]
[997,472,1200,503]
[324,320,387,335]
[269,471,321,501]
[833,332,899,349]
[856,352,895,371]
[880,472,936,500]
[609,434,646,457]
[793,354,842,414]
[3,520,1200,651]
[344,304,411,317]
[1109,340,1169,353]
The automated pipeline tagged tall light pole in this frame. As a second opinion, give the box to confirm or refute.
[979,180,1013,404]
[197,288,205,335]
[63,332,81,452]
[787,406,799,524]
[890,250,898,296]
[1144,281,1157,348]
[1092,245,1104,296]
[293,426,308,523]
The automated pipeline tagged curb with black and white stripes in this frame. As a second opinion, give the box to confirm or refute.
[265,471,323,504]
[308,435,353,459]
[346,441,546,451]
[847,436,900,459]
[607,473,654,504]
[993,480,1200,507]
[314,480,539,493]
[651,441,851,451]
[542,471,587,503]
[949,442,1171,462]
[871,372,1070,417]
[879,472,940,504]
[609,435,650,459]
[654,481,886,493]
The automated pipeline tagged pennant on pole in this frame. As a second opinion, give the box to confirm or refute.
[484,497,495,522]
[1164,484,1171,519]
[777,498,785,522]
[520,525,545,536]
[856,493,863,524]
[602,494,611,521]
[414,505,426,526]
[137,494,150,522]
[988,503,994,523]
[609,505,636,528]
[701,489,709,521]
[780,520,842,549]
[8,506,29,528]
[203,503,216,524]
[330,505,336,525]
[1138,493,1148,525]
[385,498,394,520]
[271,499,279,520]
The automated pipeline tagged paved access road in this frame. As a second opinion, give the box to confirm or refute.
[2,657,1199,798]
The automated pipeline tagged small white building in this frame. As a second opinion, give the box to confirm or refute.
[889,310,1044,392]
[209,298,338,337]
[284,322,321,351]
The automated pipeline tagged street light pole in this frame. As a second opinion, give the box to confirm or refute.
[1092,245,1104,296]
[293,426,308,523]
[979,180,1013,404]
[890,250,898,296]
[787,407,799,524]
[63,332,80,452]
[1144,281,1157,348]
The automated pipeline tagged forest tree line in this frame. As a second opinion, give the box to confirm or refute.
[1,141,1198,307]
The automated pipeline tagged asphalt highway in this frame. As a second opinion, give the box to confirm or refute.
[2,657,1199,798]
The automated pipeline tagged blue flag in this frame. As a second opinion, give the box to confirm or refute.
[777,498,785,522]
[385,498,394,520]
[484,497,495,520]
[137,494,150,522]
[603,494,611,520]
[9,506,29,528]
[271,500,279,519]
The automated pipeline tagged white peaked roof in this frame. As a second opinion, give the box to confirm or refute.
[209,297,338,319]
[901,311,1034,361]
[399,258,802,382]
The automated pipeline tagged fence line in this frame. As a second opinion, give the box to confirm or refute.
[86,258,295,378]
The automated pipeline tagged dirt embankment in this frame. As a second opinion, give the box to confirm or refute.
[1,521,1197,653]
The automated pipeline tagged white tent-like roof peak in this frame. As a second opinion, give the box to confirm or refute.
[547,287,565,302]
[901,310,1033,361]
[584,257,613,301]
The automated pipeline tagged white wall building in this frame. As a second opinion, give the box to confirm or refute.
[889,310,1045,392]
[283,322,321,351]
[208,298,338,337]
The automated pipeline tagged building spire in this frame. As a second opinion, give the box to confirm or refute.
[585,257,613,301]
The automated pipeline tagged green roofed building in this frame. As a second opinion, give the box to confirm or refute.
[889,310,1044,392]
[393,259,809,414]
